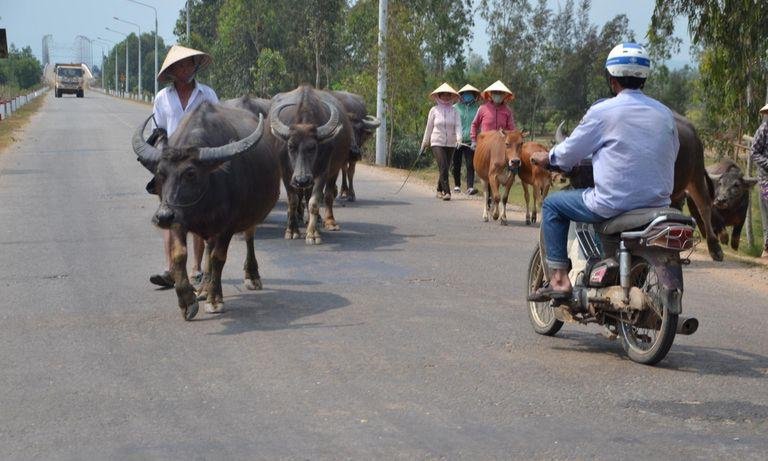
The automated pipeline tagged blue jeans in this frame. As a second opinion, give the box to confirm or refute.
[541,189,606,270]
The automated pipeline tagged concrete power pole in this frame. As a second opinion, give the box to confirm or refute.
[375,0,388,165]
[186,0,191,44]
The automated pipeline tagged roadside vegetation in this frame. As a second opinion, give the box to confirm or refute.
[0,93,45,153]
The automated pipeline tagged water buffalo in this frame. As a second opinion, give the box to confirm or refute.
[673,114,724,261]
[473,129,525,225]
[706,159,757,251]
[329,90,380,202]
[223,94,271,118]
[132,102,281,319]
[269,85,352,244]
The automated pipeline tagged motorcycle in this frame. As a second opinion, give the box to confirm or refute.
[526,160,700,365]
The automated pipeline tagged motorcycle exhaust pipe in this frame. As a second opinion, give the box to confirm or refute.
[676,316,699,335]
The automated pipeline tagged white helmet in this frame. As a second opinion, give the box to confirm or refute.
[605,42,650,79]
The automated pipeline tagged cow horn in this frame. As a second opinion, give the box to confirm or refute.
[362,115,381,130]
[198,113,265,164]
[708,173,723,182]
[132,114,162,172]
[317,96,342,142]
[555,121,567,144]
[269,100,294,141]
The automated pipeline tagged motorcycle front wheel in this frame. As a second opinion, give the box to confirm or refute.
[526,245,563,336]
[618,257,678,365]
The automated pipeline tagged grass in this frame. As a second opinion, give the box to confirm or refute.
[0,94,46,153]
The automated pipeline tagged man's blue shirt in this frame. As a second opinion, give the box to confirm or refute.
[549,89,679,218]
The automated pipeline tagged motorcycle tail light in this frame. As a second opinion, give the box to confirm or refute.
[645,225,696,250]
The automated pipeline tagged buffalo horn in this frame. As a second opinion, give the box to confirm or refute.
[316,93,342,142]
[362,115,381,130]
[198,113,265,164]
[269,100,294,141]
[555,121,567,144]
[132,114,163,172]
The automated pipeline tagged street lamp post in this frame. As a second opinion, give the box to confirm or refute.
[127,0,158,97]
[106,27,129,94]
[97,37,118,93]
[114,17,142,97]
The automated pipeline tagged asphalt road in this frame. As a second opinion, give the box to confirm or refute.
[1,90,766,460]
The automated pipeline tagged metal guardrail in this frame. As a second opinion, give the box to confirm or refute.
[93,87,154,105]
[0,88,49,121]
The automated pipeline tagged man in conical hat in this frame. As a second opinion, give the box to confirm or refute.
[421,83,462,200]
[148,44,219,288]
[453,84,481,195]
[469,80,517,150]
[751,103,768,258]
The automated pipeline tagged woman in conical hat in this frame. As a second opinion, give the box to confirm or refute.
[470,80,517,148]
[752,103,768,258]
[421,83,463,200]
[147,44,219,290]
[453,84,481,195]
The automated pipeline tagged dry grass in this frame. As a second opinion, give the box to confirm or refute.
[0,95,46,153]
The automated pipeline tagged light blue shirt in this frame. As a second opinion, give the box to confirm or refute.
[549,89,679,218]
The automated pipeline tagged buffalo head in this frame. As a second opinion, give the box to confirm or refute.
[710,168,758,210]
[269,92,343,189]
[132,113,265,228]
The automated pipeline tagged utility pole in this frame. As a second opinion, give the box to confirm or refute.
[114,17,142,96]
[186,0,191,44]
[127,0,158,96]
[375,0,388,165]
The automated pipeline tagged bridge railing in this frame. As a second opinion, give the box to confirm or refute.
[0,87,49,121]
[93,87,153,105]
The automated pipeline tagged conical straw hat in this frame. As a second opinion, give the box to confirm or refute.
[760,103,768,114]
[481,80,515,102]
[457,84,480,94]
[430,82,459,101]
[157,45,212,83]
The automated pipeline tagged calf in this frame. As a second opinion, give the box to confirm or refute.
[706,159,758,251]
[473,129,525,225]
[518,141,557,225]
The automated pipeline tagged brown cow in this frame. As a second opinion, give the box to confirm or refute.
[518,141,557,225]
[473,129,525,225]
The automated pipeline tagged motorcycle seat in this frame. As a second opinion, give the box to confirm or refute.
[595,207,694,235]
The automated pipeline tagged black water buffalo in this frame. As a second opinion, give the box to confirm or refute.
[706,159,758,251]
[132,102,281,320]
[674,114,724,261]
[329,90,380,202]
[269,85,352,244]
[223,94,271,118]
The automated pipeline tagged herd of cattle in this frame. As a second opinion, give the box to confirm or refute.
[130,85,756,320]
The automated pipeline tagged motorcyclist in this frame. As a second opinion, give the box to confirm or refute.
[528,42,679,302]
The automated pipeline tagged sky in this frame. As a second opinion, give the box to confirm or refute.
[470,0,693,68]
[1,0,692,69]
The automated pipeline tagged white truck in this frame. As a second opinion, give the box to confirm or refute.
[54,63,85,98]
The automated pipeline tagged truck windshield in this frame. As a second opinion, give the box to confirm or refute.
[57,68,83,77]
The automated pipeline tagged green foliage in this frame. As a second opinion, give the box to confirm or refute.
[102,33,168,95]
[250,48,288,97]
[0,44,42,90]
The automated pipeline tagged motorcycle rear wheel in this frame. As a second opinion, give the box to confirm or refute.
[618,257,678,365]
[526,245,563,336]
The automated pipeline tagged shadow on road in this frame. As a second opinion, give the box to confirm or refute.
[200,285,352,335]
[547,331,768,378]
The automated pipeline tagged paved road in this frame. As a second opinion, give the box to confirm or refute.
[1,91,766,460]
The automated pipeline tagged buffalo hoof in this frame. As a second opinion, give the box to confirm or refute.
[244,277,262,290]
[346,194,356,202]
[205,301,226,314]
[500,218,508,226]
[525,217,531,225]
[306,235,322,245]
[324,221,340,231]
[708,241,724,261]
[182,302,199,321]
[285,229,301,240]
[482,215,489,222]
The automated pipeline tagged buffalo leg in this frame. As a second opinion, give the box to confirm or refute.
[535,183,550,225]
[500,179,514,225]
[305,181,324,244]
[285,188,301,240]
[323,173,341,231]
[345,160,357,202]
[243,225,262,290]
[170,228,199,321]
[339,162,350,199]
[205,232,233,314]
[683,177,724,261]
[196,238,215,301]
[730,222,743,251]
[490,175,501,221]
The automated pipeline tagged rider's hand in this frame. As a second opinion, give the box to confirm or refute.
[530,150,550,167]
[470,141,477,150]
